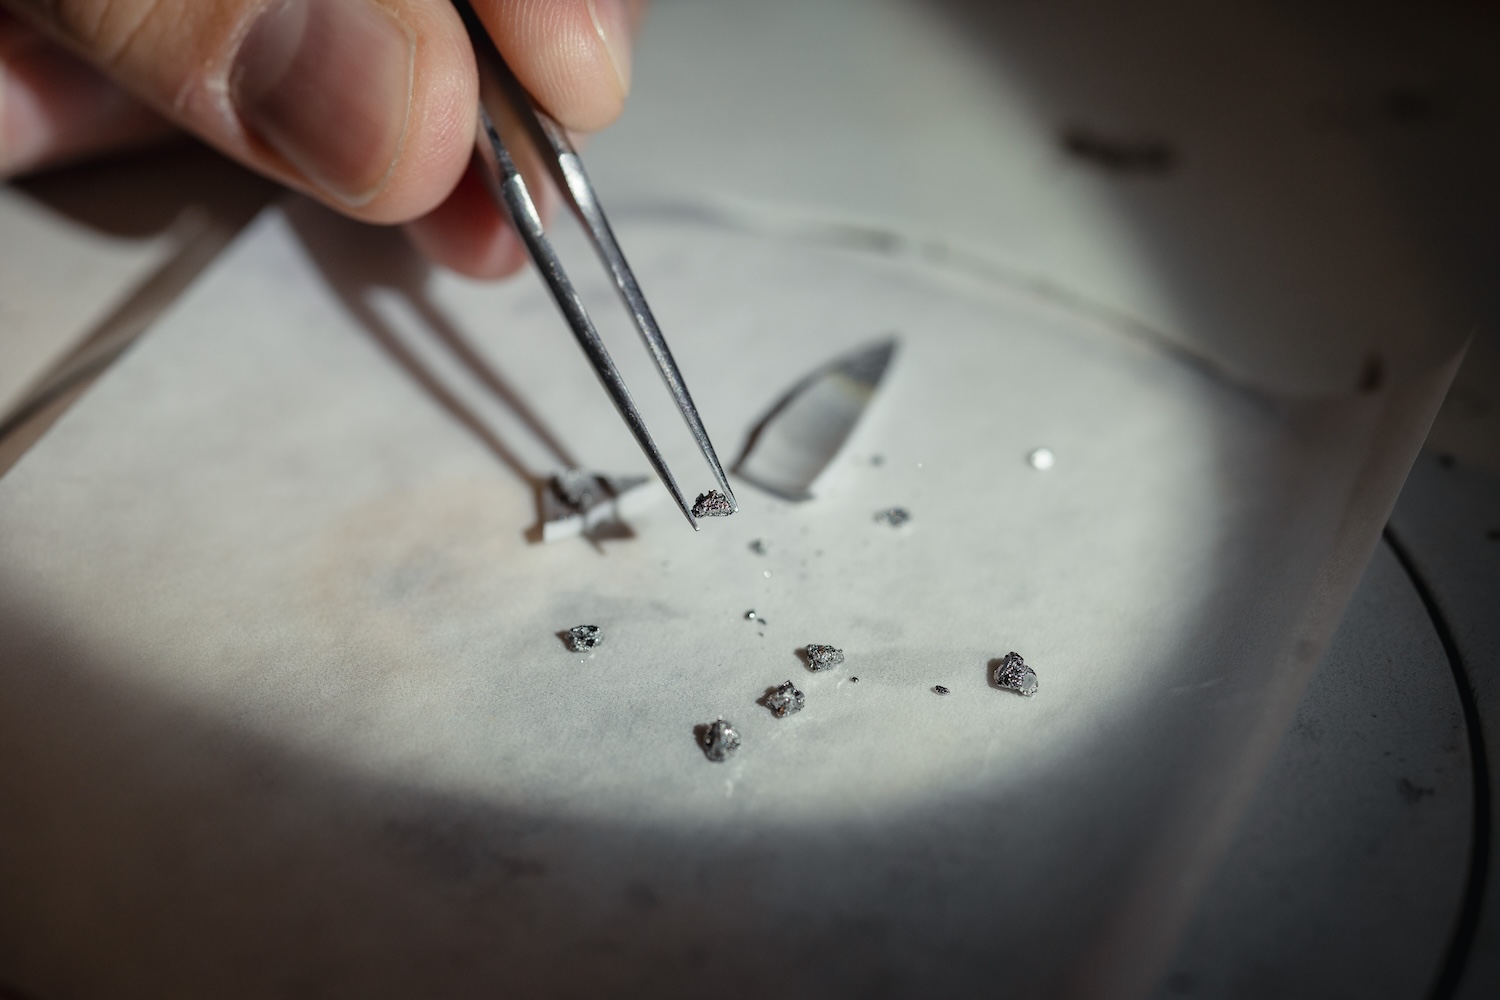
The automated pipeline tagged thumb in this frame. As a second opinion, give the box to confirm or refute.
[3,0,477,223]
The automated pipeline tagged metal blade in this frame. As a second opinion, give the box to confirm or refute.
[734,339,898,501]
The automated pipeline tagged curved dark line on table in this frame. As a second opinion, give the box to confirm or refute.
[613,201,1238,390]
[1384,527,1490,1000]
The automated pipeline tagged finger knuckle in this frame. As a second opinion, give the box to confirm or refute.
[41,0,169,70]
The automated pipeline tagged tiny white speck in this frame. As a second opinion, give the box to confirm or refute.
[763,569,772,578]
[1027,447,1056,471]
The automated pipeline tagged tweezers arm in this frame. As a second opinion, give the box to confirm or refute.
[475,32,735,508]
[454,0,698,528]
[534,129,737,508]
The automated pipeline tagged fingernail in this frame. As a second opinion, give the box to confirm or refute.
[232,0,414,206]
[587,0,633,96]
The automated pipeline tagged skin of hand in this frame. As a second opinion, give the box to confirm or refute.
[0,0,645,278]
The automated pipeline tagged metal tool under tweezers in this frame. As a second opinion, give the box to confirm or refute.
[453,0,735,530]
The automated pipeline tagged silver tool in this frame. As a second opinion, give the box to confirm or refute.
[453,0,734,529]
[735,339,897,501]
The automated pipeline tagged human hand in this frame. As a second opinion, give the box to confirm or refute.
[0,0,644,277]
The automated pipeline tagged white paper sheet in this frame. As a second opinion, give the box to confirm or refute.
[0,198,1456,998]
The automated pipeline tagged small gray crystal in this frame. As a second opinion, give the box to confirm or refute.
[804,643,845,670]
[749,538,769,555]
[765,680,805,718]
[692,490,735,518]
[700,717,741,761]
[874,507,911,527]
[933,685,950,695]
[567,624,602,652]
[994,651,1039,696]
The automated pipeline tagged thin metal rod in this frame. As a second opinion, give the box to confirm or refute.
[454,0,735,517]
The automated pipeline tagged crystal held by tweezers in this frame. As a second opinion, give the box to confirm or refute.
[567,624,602,651]
[994,651,1039,696]
[700,717,741,761]
[874,507,910,527]
[804,643,845,670]
[692,490,735,518]
[765,680,805,717]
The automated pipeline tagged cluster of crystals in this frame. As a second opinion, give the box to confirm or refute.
[804,643,845,670]
[994,651,1039,696]
[567,624,602,651]
[692,490,735,518]
[765,680,806,718]
[874,506,911,527]
[700,717,741,762]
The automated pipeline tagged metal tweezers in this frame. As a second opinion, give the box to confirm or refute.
[453,0,735,530]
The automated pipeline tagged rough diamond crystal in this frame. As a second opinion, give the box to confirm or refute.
[804,643,845,670]
[567,624,602,651]
[765,680,806,717]
[692,491,735,518]
[700,717,742,762]
[994,651,1039,697]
